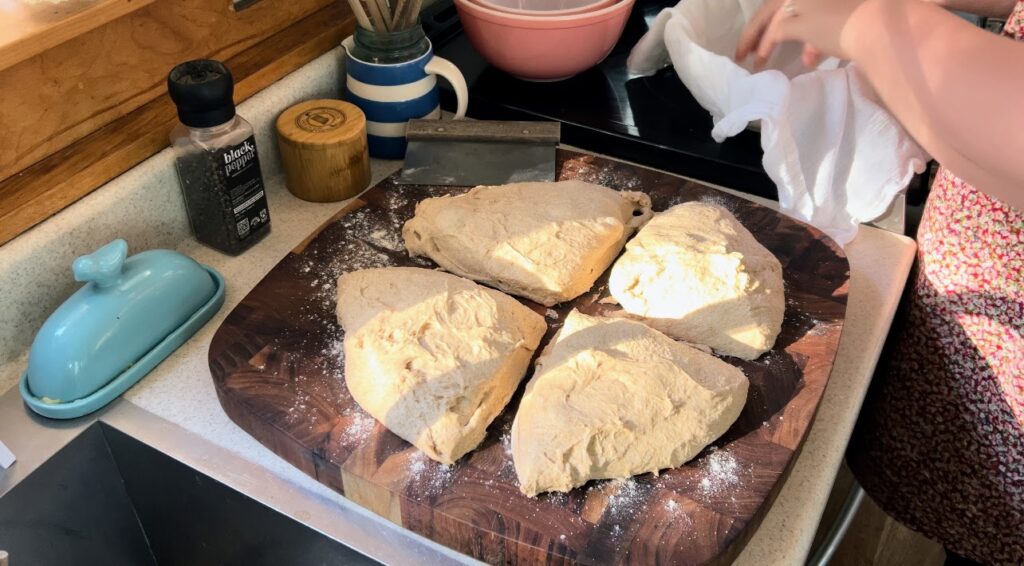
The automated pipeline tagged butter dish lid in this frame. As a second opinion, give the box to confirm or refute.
[20,240,225,419]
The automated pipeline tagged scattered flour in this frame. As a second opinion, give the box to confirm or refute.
[501,431,513,457]
[607,478,642,509]
[603,477,646,531]
[545,491,568,506]
[341,410,375,443]
[696,194,739,215]
[561,159,642,190]
[407,451,455,497]
[328,337,345,365]
[384,189,410,209]
[366,227,403,252]
[697,448,746,496]
[284,391,312,425]
[409,451,427,476]
[499,429,516,473]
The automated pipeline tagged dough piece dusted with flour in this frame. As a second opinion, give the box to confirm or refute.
[511,310,748,496]
[403,180,653,306]
[337,267,547,465]
[608,202,785,360]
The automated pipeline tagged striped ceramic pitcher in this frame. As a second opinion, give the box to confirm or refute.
[342,35,468,159]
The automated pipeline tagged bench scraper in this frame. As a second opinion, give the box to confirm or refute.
[396,119,560,186]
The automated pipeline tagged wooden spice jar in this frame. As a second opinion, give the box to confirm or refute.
[276,99,370,202]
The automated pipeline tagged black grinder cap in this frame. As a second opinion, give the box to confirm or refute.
[167,60,236,128]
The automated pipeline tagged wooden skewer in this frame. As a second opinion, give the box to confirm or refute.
[390,0,409,30]
[347,0,374,30]
[346,0,419,32]
[363,0,388,31]
[403,0,422,29]
[372,0,394,31]
[384,0,397,31]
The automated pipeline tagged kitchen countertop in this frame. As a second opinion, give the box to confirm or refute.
[0,46,916,564]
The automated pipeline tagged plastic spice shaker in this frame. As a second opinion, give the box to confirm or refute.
[167,60,271,255]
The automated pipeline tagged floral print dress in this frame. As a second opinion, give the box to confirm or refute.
[846,3,1024,563]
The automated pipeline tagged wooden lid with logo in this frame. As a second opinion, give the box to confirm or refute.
[276,99,370,203]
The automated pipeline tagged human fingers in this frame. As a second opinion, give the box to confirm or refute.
[735,0,785,61]
[753,7,787,69]
[802,44,822,67]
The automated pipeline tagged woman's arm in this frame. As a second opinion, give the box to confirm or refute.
[737,0,1024,209]
[845,0,1024,208]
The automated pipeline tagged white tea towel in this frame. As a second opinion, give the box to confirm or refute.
[628,0,928,245]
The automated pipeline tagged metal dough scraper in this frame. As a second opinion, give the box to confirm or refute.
[397,119,560,186]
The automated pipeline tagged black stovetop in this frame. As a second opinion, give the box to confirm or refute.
[422,0,776,200]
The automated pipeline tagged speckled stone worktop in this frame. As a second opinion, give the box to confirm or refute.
[0,46,916,564]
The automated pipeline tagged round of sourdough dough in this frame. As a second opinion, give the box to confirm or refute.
[511,310,748,496]
[403,180,652,306]
[608,202,785,360]
[337,267,547,465]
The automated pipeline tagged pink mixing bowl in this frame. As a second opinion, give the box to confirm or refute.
[472,0,617,17]
[454,0,635,81]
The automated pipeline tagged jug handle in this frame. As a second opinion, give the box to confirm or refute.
[425,56,468,119]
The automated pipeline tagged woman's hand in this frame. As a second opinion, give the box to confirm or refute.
[734,0,868,67]
[736,0,1024,208]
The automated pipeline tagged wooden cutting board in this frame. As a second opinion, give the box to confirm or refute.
[208,150,849,565]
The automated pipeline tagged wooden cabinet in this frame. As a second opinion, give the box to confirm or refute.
[0,0,157,72]
[0,0,356,246]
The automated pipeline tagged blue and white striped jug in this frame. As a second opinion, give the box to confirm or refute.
[343,34,468,159]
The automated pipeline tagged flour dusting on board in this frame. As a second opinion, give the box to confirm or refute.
[607,478,642,510]
[499,425,517,474]
[545,491,568,506]
[385,188,411,210]
[697,193,739,215]
[296,197,446,332]
[409,451,428,476]
[298,206,412,319]
[284,391,312,425]
[407,451,455,498]
[560,159,642,190]
[698,448,747,496]
[328,337,345,365]
[602,477,647,533]
[341,410,375,443]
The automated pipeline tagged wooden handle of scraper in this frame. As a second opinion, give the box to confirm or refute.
[405,120,560,144]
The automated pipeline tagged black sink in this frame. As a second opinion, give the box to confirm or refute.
[0,423,379,566]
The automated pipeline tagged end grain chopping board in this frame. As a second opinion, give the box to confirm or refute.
[208,150,850,565]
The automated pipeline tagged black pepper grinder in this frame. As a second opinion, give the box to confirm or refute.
[168,60,271,255]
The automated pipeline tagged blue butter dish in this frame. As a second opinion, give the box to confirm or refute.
[19,239,225,419]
